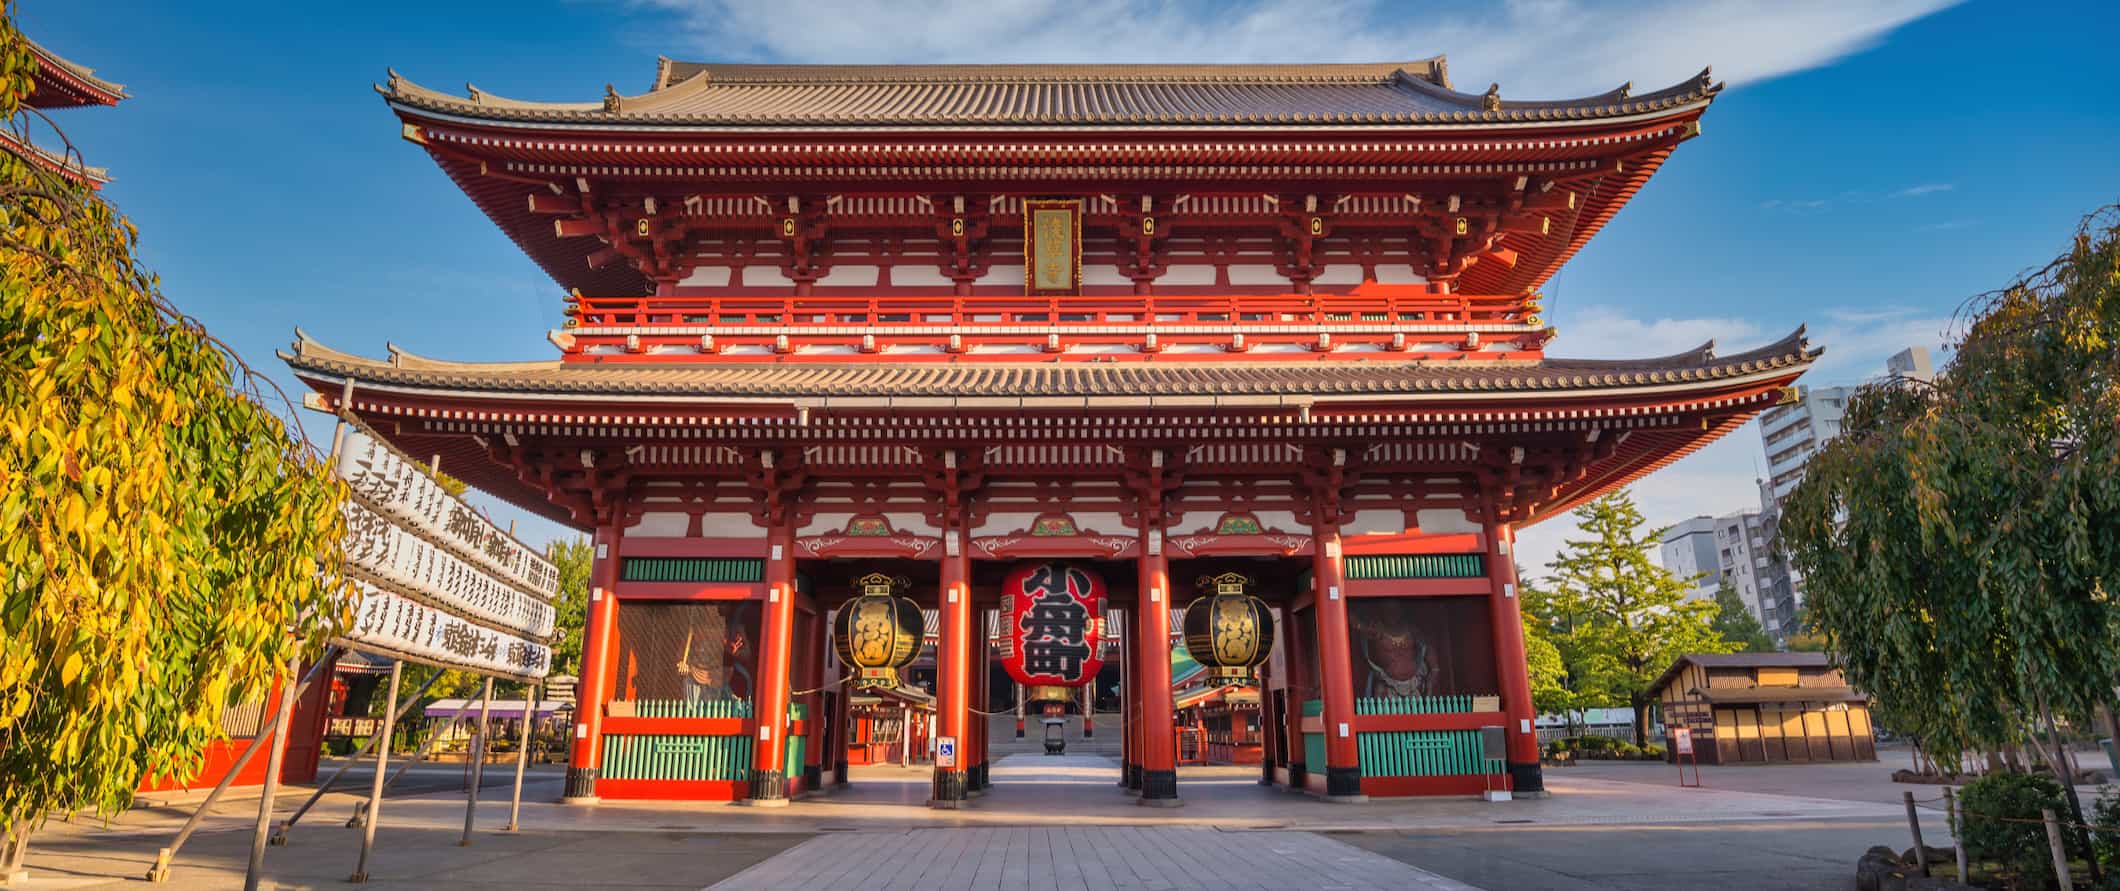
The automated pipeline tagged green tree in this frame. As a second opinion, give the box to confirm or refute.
[546,536,592,676]
[0,3,349,857]
[1521,613,1569,717]
[1520,578,1621,736]
[1783,204,2120,854]
[1545,491,1733,745]
[1709,583,1776,653]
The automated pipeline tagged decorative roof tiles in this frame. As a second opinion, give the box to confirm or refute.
[381,57,1718,129]
[282,327,1816,401]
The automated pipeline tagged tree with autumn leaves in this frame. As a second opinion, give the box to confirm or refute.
[0,3,349,865]
[1524,491,1733,746]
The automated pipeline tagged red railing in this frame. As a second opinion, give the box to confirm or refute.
[568,289,1532,330]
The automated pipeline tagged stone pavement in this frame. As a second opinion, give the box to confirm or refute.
[7,752,1959,889]
[711,826,1477,891]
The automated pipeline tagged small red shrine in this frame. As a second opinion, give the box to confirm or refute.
[286,56,1816,805]
[5,35,126,188]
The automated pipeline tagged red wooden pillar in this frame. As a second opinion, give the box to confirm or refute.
[1280,606,1309,790]
[1122,607,1140,791]
[563,522,622,802]
[1136,533,1180,805]
[969,611,988,793]
[799,605,826,794]
[930,531,972,807]
[746,525,797,806]
[832,664,853,785]
[1486,520,1545,795]
[1310,523,1364,799]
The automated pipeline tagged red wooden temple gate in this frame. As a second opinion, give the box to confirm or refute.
[287,56,1814,806]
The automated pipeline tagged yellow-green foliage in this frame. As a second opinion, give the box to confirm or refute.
[0,4,352,831]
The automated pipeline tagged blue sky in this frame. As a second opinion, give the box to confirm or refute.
[25,0,2120,571]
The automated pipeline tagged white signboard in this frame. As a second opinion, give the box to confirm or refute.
[336,428,559,598]
[1673,727,1694,756]
[331,423,557,679]
[341,500,555,640]
[339,579,550,679]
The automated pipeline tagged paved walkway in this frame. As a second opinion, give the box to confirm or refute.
[711,826,1478,891]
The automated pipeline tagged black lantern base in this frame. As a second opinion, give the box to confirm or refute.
[747,769,788,806]
[929,770,968,808]
[1325,766,1363,799]
[561,767,598,802]
[1139,769,1181,807]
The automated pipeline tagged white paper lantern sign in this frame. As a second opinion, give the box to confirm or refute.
[335,428,559,599]
[339,579,550,679]
[341,500,555,640]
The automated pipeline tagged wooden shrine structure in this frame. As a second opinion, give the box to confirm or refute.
[6,35,126,188]
[285,56,1817,806]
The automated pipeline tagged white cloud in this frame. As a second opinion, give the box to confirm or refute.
[1894,183,1956,198]
[618,0,1957,96]
[1512,303,1954,576]
[1550,304,1764,359]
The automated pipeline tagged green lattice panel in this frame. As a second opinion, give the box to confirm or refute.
[1344,554,1485,580]
[621,557,764,583]
[1355,695,1476,715]
[1358,730,1488,777]
[601,734,751,780]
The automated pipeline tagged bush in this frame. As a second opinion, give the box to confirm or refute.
[1958,771,2076,888]
[2091,786,2120,878]
[1615,743,1640,757]
[1641,744,1666,760]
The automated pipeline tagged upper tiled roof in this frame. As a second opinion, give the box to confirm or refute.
[24,36,126,108]
[282,327,1815,401]
[382,57,1718,129]
[1650,651,1838,695]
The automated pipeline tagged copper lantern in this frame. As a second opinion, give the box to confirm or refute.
[1182,572,1275,686]
[833,572,924,689]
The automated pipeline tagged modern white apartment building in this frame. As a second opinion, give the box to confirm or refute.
[1760,384,1851,504]
[1659,516,1722,603]
[1659,508,1781,631]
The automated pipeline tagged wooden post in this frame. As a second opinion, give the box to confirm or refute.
[1121,607,1138,791]
[507,684,537,831]
[747,524,797,806]
[1944,786,1967,883]
[2044,808,2072,887]
[563,522,621,803]
[1902,790,1929,878]
[1136,531,1180,806]
[800,607,825,794]
[243,658,303,891]
[930,527,971,807]
[348,660,402,883]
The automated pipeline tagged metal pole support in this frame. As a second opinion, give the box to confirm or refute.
[506,684,538,832]
[349,660,403,883]
[146,649,337,883]
[2044,808,2073,888]
[243,658,303,891]
[460,678,494,846]
[1901,790,1929,878]
[271,669,444,846]
[1945,786,1968,882]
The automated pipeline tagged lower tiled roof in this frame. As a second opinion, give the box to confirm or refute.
[283,328,1815,400]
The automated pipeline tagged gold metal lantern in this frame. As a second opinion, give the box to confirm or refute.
[1182,572,1276,686]
[833,572,924,689]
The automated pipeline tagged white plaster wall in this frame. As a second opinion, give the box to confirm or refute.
[814,265,880,287]
[1340,509,1405,537]
[744,266,796,287]
[678,267,732,287]
[976,265,1024,286]
[890,265,956,286]
[1414,508,1478,535]
[1371,264,1425,285]
[633,512,690,537]
[698,513,761,538]
[1082,265,1132,287]
[1156,265,1217,286]
[1311,264,1364,285]
[1225,264,1287,286]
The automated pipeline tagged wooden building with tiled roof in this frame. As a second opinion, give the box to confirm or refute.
[286,53,1815,808]
[1651,653,1876,765]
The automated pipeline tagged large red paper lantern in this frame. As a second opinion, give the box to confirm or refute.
[1000,562,1105,689]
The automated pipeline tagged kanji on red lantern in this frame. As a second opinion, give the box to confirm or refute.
[1000,562,1106,687]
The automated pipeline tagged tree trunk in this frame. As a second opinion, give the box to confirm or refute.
[1,815,28,880]
[1631,694,1650,748]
